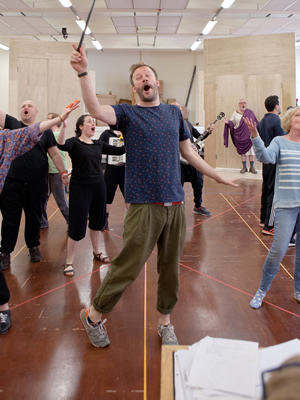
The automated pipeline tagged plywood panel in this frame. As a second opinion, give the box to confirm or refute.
[214,74,283,169]
[18,57,48,121]
[197,70,204,127]
[204,83,217,167]
[48,58,83,134]
[204,33,295,169]
[204,33,295,87]
[9,40,80,118]
[247,74,282,121]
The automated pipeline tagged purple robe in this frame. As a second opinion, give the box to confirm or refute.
[223,108,258,155]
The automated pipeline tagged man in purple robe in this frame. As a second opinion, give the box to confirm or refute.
[223,99,258,174]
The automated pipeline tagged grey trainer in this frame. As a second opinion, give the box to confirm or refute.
[80,308,110,348]
[193,206,212,216]
[158,323,178,345]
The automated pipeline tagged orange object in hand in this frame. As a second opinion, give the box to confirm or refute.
[66,100,80,108]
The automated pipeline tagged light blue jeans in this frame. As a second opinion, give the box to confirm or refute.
[259,207,300,293]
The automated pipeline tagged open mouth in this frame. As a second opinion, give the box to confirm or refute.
[91,126,95,133]
[143,84,151,92]
[24,110,28,115]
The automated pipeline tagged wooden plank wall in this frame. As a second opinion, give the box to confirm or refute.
[203,33,296,169]
[9,40,85,131]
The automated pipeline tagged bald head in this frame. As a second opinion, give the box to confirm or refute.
[20,100,38,125]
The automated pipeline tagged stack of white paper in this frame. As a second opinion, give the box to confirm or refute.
[174,337,300,400]
[175,336,259,399]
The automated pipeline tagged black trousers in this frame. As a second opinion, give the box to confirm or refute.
[104,165,125,204]
[181,164,203,208]
[0,178,48,253]
[68,181,107,241]
[260,163,276,227]
[0,271,10,305]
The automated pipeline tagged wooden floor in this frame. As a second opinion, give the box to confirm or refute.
[1,172,299,400]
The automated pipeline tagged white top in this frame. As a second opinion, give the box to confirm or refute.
[230,110,243,128]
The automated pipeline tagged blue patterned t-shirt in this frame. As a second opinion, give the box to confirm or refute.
[110,103,190,203]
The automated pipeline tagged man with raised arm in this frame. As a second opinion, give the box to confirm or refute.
[0,102,79,334]
[0,101,69,269]
[70,45,238,348]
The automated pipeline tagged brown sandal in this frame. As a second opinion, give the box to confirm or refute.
[93,252,110,263]
[63,264,75,277]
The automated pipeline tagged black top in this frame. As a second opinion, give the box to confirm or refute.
[100,129,124,166]
[4,114,56,183]
[257,113,285,147]
[57,137,125,185]
[100,128,118,144]
[186,120,201,141]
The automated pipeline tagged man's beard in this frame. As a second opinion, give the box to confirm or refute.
[135,85,158,103]
[22,112,31,120]
[22,113,34,125]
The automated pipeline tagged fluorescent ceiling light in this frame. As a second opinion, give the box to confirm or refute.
[92,40,103,50]
[221,0,236,8]
[202,20,217,35]
[58,0,72,7]
[0,43,9,51]
[76,20,91,35]
[190,39,201,51]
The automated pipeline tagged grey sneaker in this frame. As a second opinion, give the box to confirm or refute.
[240,167,248,173]
[0,253,10,271]
[193,206,211,216]
[80,308,110,348]
[158,323,178,345]
[29,247,42,262]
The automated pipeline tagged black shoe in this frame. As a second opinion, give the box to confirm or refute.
[0,253,10,271]
[0,310,11,334]
[29,247,42,262]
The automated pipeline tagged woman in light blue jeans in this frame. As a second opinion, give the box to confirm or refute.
[245,108,300,309]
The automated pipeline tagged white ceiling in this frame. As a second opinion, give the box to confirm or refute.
[1,0,300,51]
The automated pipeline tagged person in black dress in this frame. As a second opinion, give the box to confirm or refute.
[56,114,125,277]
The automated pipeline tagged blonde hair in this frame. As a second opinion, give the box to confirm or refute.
[281,107,300,133]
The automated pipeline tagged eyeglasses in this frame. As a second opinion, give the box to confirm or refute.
[261,362,300,399]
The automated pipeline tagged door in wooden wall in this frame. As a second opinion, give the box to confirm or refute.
[215,73,282,169]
